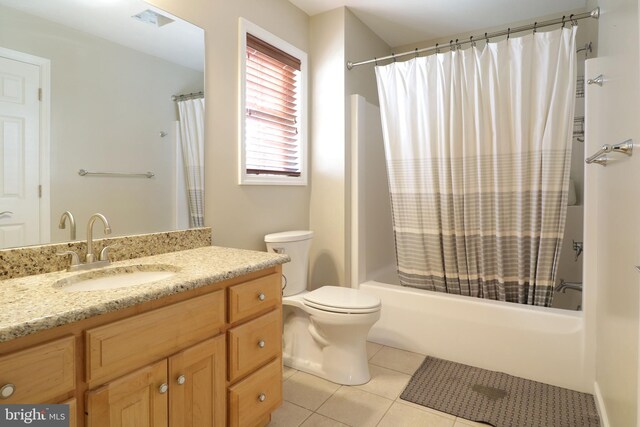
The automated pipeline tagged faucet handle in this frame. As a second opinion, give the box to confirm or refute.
[57,251,80,267]
[99,244,119,262]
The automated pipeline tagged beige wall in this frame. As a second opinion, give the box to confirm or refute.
[148,0,311,251]
[308,8,347,288]
[586,0,640,424]
[0,5,203,242]
[308,7,390,288]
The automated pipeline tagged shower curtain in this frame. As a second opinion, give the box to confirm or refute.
[177,98,205,228]
[375,27,576,307]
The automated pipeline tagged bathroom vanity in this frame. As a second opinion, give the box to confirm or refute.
[0,246,288,427]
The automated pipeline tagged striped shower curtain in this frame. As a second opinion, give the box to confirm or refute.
[375,27,576,307]
[177,98,205,228]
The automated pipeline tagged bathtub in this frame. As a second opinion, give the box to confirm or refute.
[360,274,591,392]
[350,94,592,393]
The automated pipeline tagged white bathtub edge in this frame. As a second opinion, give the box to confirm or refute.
[361,280,590,392]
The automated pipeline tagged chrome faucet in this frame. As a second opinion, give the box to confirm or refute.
[58,211,76,240]
[57,213,114,272]
[86,213,112,263]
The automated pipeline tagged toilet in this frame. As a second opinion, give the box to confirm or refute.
[265,230,381,385]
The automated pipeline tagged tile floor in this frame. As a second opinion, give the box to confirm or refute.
[268,342,488,427]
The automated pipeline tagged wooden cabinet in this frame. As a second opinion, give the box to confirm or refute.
[226,273,282,427]
[0,265,283,427]
[0,336,75,404]
[85,291,225,385]
[86,360,168,427]
[169,336,225,427]
[61,398,78,427]
[228,358,282,427]
[87,335,225,427]
[228,310,281,382]
[228,273,281,324]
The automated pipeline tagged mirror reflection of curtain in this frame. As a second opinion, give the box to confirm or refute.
[177,98,205,228]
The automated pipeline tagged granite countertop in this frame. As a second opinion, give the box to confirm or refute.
[0,246,289,343]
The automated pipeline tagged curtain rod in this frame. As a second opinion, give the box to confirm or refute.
[347,7,600,70]
[172,91,204,102]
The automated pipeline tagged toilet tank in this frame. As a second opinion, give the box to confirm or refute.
[265,230,313,297]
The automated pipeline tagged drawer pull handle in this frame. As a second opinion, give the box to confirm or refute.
[177,375,186,385]
[0,383,15,399]
[258,292,266,301]
[258,393,266,402]
[258,340,266,348]
[159,383,169,394]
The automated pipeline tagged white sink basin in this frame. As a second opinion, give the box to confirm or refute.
[55,264,179,292]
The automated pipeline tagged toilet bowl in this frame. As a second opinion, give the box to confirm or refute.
[265,230,381,385]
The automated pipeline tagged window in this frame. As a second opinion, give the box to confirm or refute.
[239,19,308,185]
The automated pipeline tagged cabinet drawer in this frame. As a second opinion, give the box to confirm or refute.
[0,336,75,403]
[228,273,281,323]
[86,291,224,384]
[228,358,282,427]
[228,310,281,382]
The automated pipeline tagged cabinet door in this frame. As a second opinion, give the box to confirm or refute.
[86,360,168,427]
[169,335,225,427]
[60,398,77,427]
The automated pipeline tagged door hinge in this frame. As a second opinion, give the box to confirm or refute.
[38,88,42,101]
[38,185,42,198]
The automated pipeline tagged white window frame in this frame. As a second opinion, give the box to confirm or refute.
[238,18,308,186]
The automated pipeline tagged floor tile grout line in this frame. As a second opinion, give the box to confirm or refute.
[367,343,385,360]
[373,400,395,427]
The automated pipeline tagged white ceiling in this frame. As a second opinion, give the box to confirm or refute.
[0,0,204,71]
[289,0,588,47]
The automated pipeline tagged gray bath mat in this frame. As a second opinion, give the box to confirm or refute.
[400,356,600,427]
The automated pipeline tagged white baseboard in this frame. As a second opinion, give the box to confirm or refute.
[593,381,610,427]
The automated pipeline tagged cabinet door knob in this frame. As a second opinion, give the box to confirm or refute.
[258,340,265,348]
[177,375,186,385]
[159,383,169,394]
[0,383,15,399]
[258,292,266,301]
[258,393,266,402]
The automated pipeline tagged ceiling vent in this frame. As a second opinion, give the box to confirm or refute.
[132,9,174,27]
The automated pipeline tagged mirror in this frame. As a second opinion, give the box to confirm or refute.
[0,0,204,248]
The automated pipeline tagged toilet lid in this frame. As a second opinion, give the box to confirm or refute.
[303,286,381,314]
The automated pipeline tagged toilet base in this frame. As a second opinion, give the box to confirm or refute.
[283,343,371,385]
[282,300,380,385]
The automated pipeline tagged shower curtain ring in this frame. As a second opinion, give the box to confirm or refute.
[507,28,511,40]
[485,32,489,44]
[374,57,378,65]
[455,38,460,50]
[570,14,577,26]
[561,16,566,28]
[436,43,440,54]
[450,40,454,51]
[533,22,537,33]
[392,53,396,62]
[470,36,476,48]
[415,48,419,58]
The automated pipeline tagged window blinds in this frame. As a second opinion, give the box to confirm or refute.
[245,33,302,177]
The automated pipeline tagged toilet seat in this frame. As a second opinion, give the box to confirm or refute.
[303,286,381,314]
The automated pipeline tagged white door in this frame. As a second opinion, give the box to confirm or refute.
[0,55,41,248]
